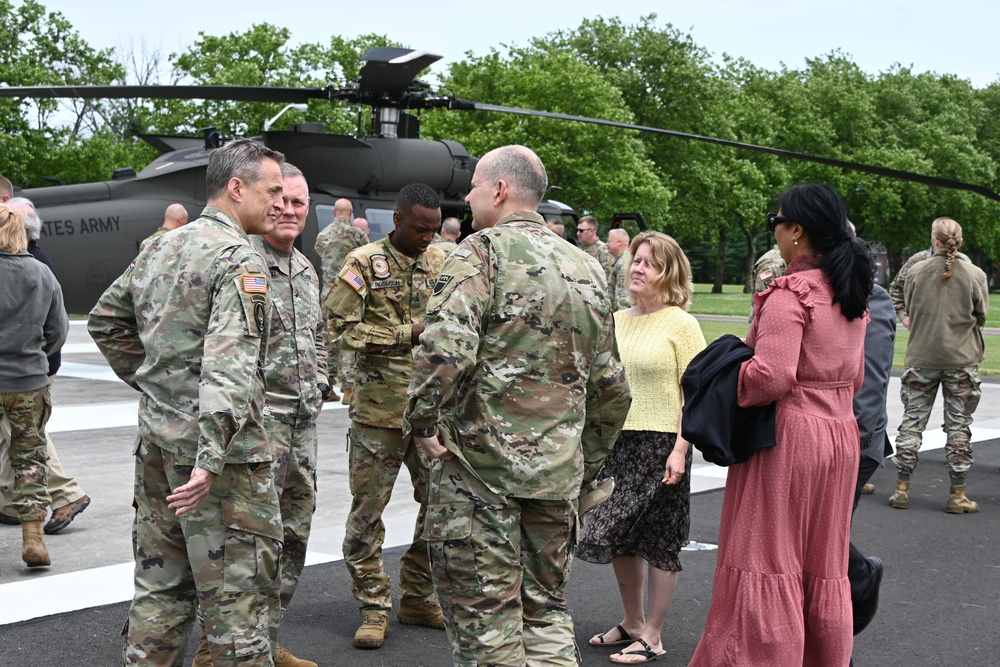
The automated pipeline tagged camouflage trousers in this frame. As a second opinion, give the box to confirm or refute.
[343,422,434,617]
[894,366,982,481]
[1,378,86,514]
[269,418,317,614]
[0,386,52,522]
[340,348,357,392]
[125,440,281,666]
[424,456,580,667]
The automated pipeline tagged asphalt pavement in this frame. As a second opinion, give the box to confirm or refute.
[1,321,999,666]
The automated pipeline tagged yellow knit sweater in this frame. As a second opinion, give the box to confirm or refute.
[615,306,706,433]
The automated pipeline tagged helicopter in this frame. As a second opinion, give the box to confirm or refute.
[3,46,999,314]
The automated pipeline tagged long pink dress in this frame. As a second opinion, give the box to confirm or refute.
[689,258,866,666]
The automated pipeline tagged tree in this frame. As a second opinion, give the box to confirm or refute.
[0,0,131,186]
[420,45,672,225]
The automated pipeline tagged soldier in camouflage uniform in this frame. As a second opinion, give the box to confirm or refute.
[314,199,368,402]
[0,203,68,568]
[890,218,988,514]
[430,216,461,254]
[748,244,787,323]
[191,164,326,667]
[606,227,632,311]
[889,244,970,329]
[325,183,447,649]
[139,203,189,252]
[404,146,631,667]
[576,215,615,277]
[89,139,284,667]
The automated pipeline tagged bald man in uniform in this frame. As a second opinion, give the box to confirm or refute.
[140,203,189,251]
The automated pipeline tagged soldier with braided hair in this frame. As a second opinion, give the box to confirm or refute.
[890,217,989,513]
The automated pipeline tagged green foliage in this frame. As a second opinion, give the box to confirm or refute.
[421,44,672,224]
[3,2,1000,280]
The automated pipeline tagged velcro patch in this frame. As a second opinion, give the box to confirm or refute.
[433,275,453,295]
[371,279,403,290]
[242,274,268,294]
[370,254,390,279]
[758,269,773,282]
[342,268,365,292]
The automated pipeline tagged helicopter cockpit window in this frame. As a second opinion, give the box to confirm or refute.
[363,208,395,243]
[314,205,337,233]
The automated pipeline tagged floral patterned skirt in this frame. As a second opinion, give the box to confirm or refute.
[576,430,690,571]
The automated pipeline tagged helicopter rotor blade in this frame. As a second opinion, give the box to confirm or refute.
[0,85,331,103]
[459,100,1000,203]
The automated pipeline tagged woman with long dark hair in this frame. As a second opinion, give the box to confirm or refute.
[689,184,874,666]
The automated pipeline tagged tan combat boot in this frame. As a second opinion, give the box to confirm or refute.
[354,613,389,649]
[341,388,353,406]
[946,485,979,514]
[862,483,875,495]
[398,595,446,629]
[274,644,318,667]
[888,480,910,509]
[21,520,51,567]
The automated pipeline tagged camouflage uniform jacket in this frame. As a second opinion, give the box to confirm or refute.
[314,217,368,304]
[252,236,328,426]
[325,235,446,428]
[580,238,614,277]
[138,226,169,252]
[404,211,632,500]
[430,238,458,255]
[889,248,970,321]
[608,251,631,312]
[88,207,272,475]
[753,246,787,292]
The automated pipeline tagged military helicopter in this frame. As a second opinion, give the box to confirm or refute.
[3,47,998,313]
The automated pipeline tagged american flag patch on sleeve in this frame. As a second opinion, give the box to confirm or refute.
[242,275,268,294]
[343,268,365,292]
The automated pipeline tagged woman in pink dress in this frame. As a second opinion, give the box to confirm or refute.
[689,184,874,666]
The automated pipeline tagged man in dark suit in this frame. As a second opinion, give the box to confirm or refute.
[849,282,896,651]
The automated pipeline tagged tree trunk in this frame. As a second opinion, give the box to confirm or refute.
[713,227,726,294]
[741,225,757,294]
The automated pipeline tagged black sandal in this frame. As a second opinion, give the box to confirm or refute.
[589,624,634,647]
[609,638,666,663]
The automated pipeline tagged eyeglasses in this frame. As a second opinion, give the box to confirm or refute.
[766,212,792,233]
[577,226,594,233]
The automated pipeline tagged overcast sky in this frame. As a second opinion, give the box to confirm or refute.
[44,0,999,88]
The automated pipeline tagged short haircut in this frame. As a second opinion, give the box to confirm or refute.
[396,183,440,213]
[608,228,630,244]
[441,217,461,236]
[479,145,547,204]
[205,139,285,202]
[578,216,597,230]
[628,231,693,310]
[0,204,28,253]
[8,197,41,241]
[333,198,353,217]
[0,174,12,199]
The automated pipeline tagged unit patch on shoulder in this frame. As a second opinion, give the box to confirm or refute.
[242,274,268,294]
[758,269,774,284]
[370,254,391,279]
[342,268,365,292]
[433,275,453,295]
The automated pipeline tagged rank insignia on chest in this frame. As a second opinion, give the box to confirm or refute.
[370,254,391,279]
[343,268,365,292]
[242,275,268,294]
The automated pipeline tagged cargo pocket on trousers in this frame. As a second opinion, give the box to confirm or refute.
[222,496,283,593]
[422,502,480,597]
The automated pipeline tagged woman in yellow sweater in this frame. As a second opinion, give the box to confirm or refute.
[577,231,706,664]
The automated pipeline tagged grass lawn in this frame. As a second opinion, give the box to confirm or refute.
[690,283,1000,328]
[691,287,1000,376]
